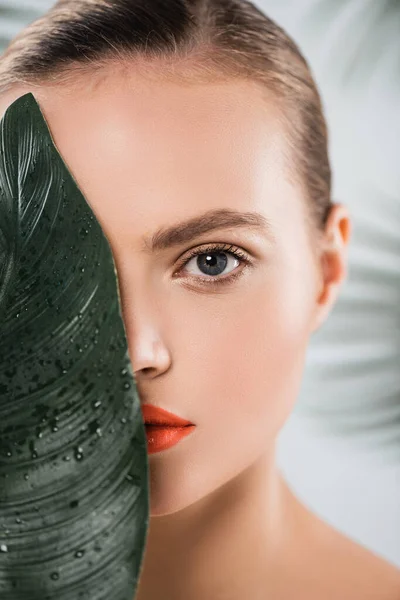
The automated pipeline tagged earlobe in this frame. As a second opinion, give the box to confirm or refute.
[310,257,332,333]
[310,254,341,333]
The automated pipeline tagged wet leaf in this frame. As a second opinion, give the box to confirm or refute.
[0,92,150,599]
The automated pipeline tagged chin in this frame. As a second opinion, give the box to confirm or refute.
[147,456,213,518]
[148,479,202,517]
[149,498,179,517]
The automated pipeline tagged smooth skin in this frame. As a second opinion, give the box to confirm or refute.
[1,62,399,599]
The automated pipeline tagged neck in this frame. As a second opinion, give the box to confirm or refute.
[135,449,303,600]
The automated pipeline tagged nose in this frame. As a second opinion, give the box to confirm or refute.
[122,293,171,379]
[114,259,171,380]
[129,331,171,379]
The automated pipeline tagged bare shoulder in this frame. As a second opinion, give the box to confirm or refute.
[305,511,400,600]
[336,532,400,599]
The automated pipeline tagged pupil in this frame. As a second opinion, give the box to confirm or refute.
[197,252,228,276]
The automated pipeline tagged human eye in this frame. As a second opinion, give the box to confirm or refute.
[172,242,253,288]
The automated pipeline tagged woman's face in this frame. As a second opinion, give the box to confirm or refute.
[0,67,344,516]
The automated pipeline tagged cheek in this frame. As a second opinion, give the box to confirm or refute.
[147,254,318,514]
[180,261,316,447]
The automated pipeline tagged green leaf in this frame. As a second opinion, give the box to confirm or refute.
[0,92,150,600]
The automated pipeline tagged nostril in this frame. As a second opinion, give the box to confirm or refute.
[142,367,155,376]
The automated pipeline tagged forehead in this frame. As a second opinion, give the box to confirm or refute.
[0,69,298,247]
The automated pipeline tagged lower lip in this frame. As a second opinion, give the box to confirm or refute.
[144,424,196,454]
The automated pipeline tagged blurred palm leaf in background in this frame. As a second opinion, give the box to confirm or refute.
[264,0,400,568]
[264,0,400,449]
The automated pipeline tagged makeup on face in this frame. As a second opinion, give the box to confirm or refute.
[141,404,196,454]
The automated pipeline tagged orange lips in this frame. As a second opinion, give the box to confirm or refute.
[141,404,195,454]
[141,404,194,426]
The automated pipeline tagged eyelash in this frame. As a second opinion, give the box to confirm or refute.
[174,243,252,287]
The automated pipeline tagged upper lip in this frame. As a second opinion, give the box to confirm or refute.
[141,404,194,427]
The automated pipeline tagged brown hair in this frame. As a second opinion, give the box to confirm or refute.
[0,0,333,236]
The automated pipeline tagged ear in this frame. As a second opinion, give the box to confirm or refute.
[311,203,352,333]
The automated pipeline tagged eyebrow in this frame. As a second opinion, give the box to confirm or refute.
[141,208,274,253]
